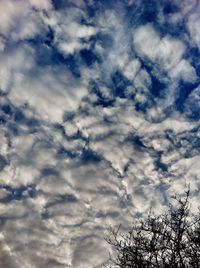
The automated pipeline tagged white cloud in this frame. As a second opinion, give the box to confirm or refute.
[0,37,5,52]
[0,2,200,268]
[64,122,79,137]
[2,46,88,122]
[180,0,198,16]
[0,202,27,218]
[28,0,52,10]
[72,235,108,268]
[157,36,185,70]
[0,45,34,93]
[133,24,196,82]
[169,155,200,194]
[1,90,200,268]
[187,10,200,49]
[169,59,197,82]
[133,24,161,61]
[42,8,98,55]
[86,10,133,80]
[184,85,200,118]
[123,58,141,81]
[134,68,152,89]
[0,0,46,41]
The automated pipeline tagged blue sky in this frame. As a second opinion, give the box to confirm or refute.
[0,0,200,267]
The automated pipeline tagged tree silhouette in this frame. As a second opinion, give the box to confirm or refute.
[106,189,200,268]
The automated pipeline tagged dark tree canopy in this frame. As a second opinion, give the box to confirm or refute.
[106,190,200,268]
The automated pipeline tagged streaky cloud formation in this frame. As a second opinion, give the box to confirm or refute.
[0,0,200,267]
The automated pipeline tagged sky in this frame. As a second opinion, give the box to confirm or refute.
[0,0,200,267]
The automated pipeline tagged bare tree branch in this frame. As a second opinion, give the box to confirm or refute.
[105,188,200,268]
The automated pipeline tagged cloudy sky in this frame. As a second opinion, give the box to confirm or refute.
[0,0,200,267]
